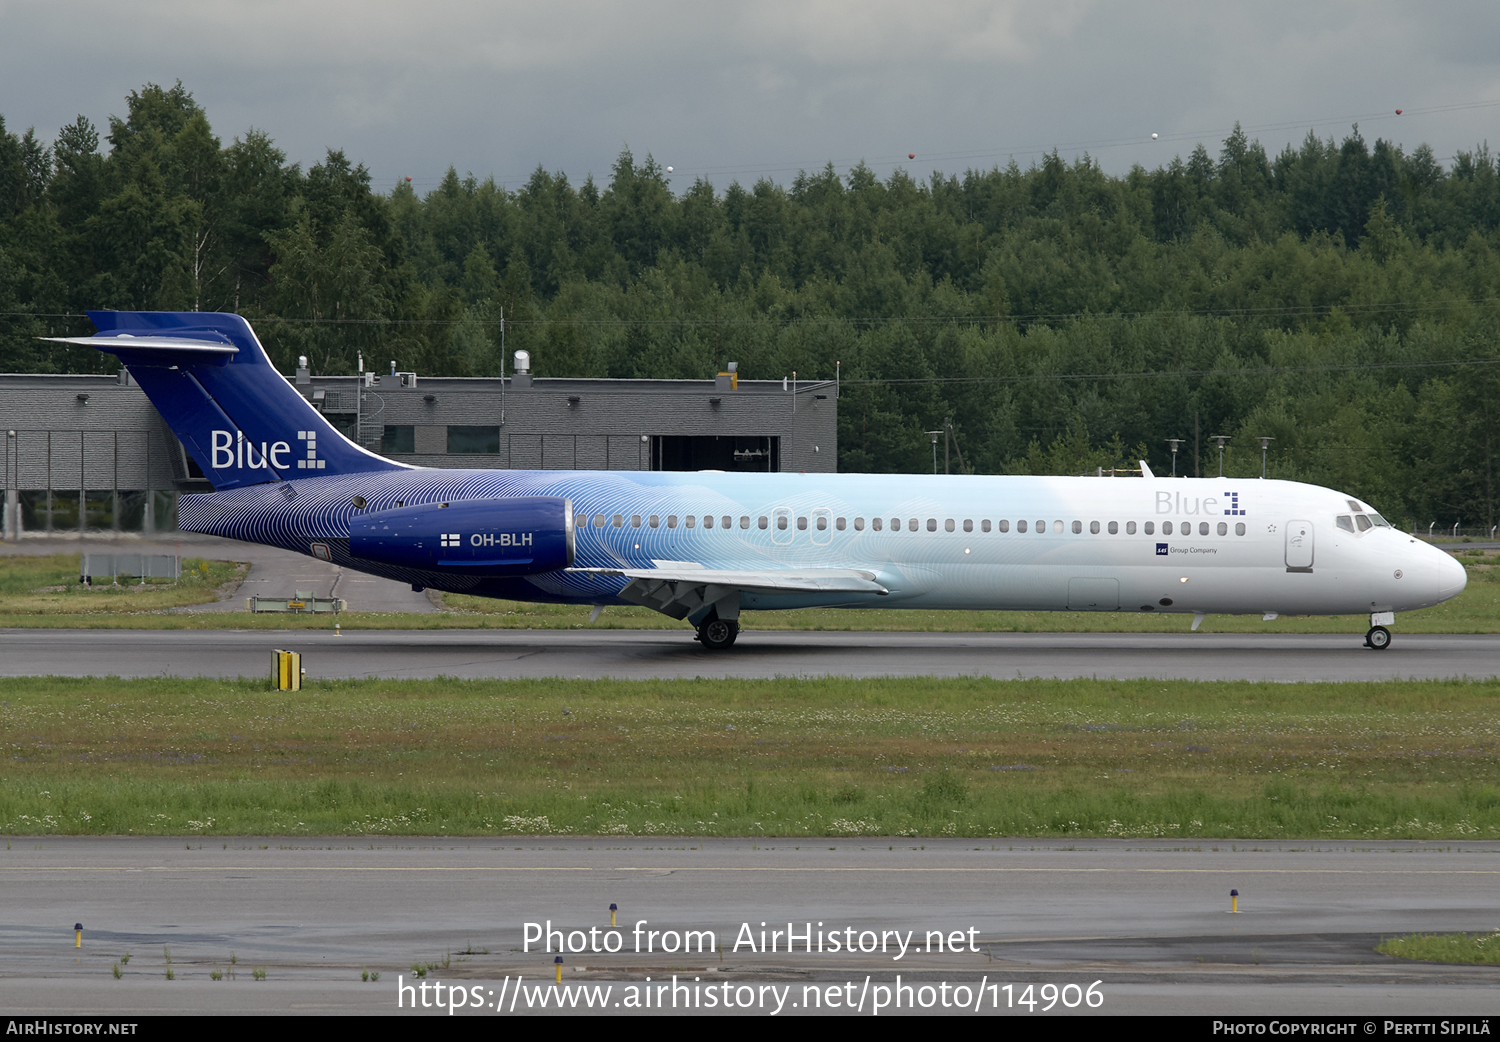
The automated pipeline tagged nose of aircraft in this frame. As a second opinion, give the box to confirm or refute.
[1436,547,1468,600]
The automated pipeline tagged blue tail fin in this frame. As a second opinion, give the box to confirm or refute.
[47,311,407,490]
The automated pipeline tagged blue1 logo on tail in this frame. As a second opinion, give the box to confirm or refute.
[211,430,290,471]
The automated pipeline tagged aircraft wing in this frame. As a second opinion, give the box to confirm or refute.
[566,565,888,619]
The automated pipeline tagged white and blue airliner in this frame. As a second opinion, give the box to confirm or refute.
[50,311,1468,650]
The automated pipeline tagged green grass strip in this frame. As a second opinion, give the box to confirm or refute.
[2,675,1498,838]
[1378,932,1500,964]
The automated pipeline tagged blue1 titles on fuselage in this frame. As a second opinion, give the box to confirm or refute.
[50,311,1467,650]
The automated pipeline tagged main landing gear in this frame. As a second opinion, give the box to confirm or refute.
[695,612,740,650]
[1364,625,1391,650]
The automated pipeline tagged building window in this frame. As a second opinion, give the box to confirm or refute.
[446,425,500,454]
[382,425,415,453]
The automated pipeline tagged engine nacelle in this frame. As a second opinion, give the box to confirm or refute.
[348,496,574,575]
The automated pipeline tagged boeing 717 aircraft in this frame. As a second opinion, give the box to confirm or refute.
[49,311,1467,650]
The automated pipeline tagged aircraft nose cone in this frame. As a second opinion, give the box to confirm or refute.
[1438,550,1468,598]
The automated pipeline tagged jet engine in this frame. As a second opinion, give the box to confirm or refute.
[348,496,574,575]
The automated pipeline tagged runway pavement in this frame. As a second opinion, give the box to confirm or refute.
[4,627,1500,681]
[0,837,1496,1015]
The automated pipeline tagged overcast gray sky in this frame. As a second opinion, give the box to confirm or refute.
[3,1,1498,193]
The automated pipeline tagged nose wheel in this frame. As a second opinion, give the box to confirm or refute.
[1364,625,1391,650]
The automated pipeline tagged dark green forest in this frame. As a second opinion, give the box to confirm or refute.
[3,83,1500,527]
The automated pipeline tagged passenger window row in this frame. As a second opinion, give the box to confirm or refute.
[581,513,1250,537]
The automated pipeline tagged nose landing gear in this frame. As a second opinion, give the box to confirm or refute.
[1364,625,1391,650]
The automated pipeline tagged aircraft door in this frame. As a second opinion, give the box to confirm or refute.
[1285,520,1314,571]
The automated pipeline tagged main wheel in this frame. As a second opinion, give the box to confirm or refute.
[697,616,739,650]
[1365,625,1391,650]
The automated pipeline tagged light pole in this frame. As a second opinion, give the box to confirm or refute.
[1211,435,1230,477]
[926,431,941,475]
[1256,437,1274,479]
[1166,438,1183,478]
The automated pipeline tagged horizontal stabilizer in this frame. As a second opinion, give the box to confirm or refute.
[41,335,238,366]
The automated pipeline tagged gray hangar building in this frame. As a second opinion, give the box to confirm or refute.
[0,363,838,539]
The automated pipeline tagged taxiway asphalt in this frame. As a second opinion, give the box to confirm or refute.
[3,627,1499,682]
[0,837,1495,1015]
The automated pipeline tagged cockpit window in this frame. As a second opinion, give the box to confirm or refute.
[1347,500,1363,512]
[1336,515,1355,532]
[1355,514,1373,531]
[1370,513,1391,527]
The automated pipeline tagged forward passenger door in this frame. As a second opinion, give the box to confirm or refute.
[1285,520,1314,572]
